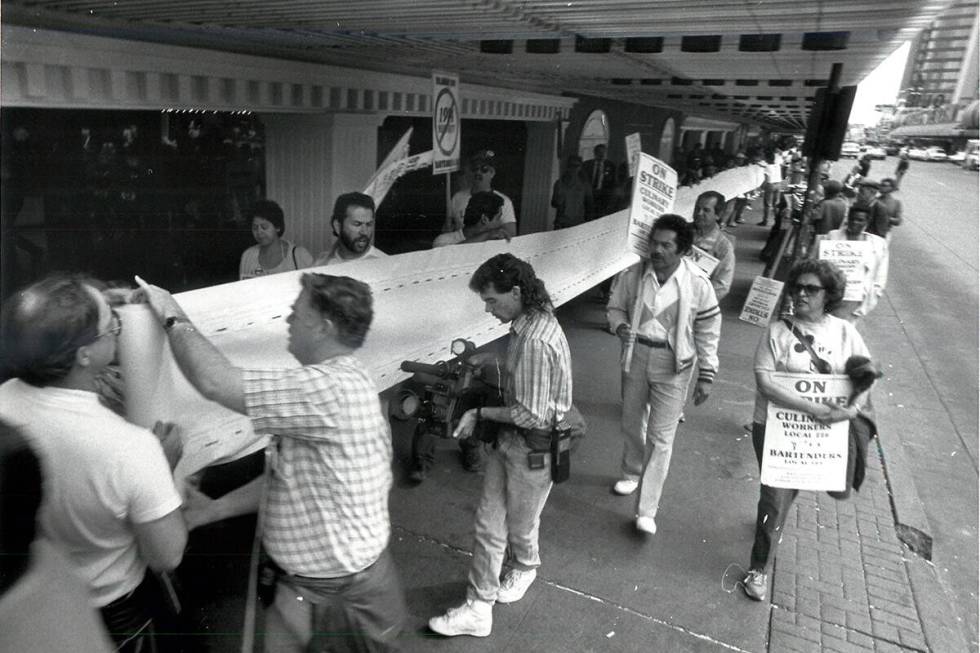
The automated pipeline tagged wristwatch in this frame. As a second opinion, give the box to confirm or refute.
[476,407,483,421]
[163,316,189,332]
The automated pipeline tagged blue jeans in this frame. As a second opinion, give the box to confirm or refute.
[467,429,553,603]
[264,548,406,652]
[620,344,694,520]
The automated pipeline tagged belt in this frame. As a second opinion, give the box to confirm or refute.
[635,335,669,349]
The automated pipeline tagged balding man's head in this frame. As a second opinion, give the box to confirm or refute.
[0,275,111,386]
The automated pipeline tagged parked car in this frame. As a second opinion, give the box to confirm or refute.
[840,142,861,158]
[864,145,887,160]
[907,147,929,161]
[949,150,966,164]
[924,146,948,162]
[883,142,903,155]
[964,139,980,170]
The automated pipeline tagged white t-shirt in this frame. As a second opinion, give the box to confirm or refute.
[449,189,516,232]
[239,239,313,280]
[312,244,387,266]
[752,316,870,423]
[0,380,182,607]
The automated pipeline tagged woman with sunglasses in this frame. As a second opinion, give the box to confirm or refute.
[742,259,875,602]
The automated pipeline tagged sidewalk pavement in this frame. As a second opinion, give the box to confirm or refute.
[182,208,968,652]
[384,217,969,652]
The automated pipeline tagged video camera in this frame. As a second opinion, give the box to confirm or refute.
[392,338,499,442]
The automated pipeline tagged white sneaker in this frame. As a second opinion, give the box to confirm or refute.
[497,568,537,604]
[613,479,639,495]
[635,516,657,534]
[428,599,492,637]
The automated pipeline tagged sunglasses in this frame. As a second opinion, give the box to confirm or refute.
[473,165,493,173]
[790,283,825,295]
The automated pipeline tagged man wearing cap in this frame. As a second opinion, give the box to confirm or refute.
[550,155,594,229]
[582,144,616,216]
[442,150,517,240]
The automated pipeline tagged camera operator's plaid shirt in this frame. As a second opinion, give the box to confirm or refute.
[506,308,573,429]
[242,355,392,578]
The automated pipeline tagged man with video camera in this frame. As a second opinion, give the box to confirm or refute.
[428,253,573,638]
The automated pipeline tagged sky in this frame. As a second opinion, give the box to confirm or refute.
[849,41,912,125]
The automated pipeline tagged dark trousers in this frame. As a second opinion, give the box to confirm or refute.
[749,422,858,571]
[100,573,162,653]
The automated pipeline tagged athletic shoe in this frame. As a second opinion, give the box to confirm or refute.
[635,516,657,534]
[428,599,493,637]
[497,569,537,604]
[613,479,639,495]
[743,570,768,601]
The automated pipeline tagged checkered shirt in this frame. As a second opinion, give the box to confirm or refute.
[242,355,392,577]
[506,309,573,429]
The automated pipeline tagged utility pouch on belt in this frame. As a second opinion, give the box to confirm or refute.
[522,424,571,483]
[550,427,572,484]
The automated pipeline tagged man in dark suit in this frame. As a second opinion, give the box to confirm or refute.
[581,144,616,218]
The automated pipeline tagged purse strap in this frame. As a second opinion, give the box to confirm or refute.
[782,318,831,374]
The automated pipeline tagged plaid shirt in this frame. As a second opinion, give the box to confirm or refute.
[506,309,573,430]
[242,355,392,577]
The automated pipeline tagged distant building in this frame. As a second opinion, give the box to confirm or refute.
[889,0,979,146]
[899,0,979,109]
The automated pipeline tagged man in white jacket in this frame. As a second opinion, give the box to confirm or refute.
[606,214,721,535]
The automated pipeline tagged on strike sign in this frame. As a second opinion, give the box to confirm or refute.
[761,373,852,491]
[432,71,461,174]
[627,153,677,258]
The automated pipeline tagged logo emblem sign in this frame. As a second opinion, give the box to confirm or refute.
[432,72,461,174]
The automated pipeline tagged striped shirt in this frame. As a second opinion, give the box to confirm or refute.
[242,356,392,578]
[506,309,573,430]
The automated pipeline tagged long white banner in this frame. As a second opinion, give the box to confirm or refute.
[120,164,766,477]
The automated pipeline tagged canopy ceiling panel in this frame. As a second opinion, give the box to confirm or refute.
[2,0,955,130]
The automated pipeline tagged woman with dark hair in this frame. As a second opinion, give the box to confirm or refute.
[742,259,877,602]
[239,199,313,279]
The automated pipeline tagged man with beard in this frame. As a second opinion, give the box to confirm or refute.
[313,192,387,265]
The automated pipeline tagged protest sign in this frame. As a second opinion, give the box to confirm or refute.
[625,132,642,177]
[761,373,852,491]
[818,239,869,302]
[627,153,677,257]
[689,245,719,276]
[432,71,460,174]
[739,276,784,327]
[363,150,433,207]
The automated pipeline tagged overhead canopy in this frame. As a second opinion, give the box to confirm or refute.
[0,0,950,130]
